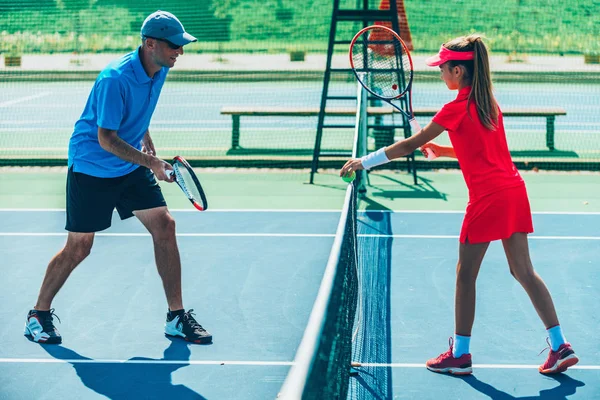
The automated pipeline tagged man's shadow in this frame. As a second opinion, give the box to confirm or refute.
[40,338,206,400]
[456,373,585,400]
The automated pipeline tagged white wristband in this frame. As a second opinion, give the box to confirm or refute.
[360,147,390,170]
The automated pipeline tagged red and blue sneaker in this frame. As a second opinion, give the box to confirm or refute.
[426,337,473,375]
[24,309,62,344]
[539,340,579,374]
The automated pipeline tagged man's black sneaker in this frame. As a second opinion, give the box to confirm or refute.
[24,309,62,344]
[165,309,212,344]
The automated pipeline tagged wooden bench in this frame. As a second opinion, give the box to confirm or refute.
[220,106,566,150]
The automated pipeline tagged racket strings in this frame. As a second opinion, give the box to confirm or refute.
[351,28,412,98]
[173,164,192,199]
[173,163,203,203]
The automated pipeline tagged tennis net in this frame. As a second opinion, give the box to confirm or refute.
[277,82,367,399]
[349,208,394,399]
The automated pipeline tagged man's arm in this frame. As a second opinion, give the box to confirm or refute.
[140,130,156,156]
[98,127,172,181]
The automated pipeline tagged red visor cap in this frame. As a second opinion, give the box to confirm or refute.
[425,45,475,67]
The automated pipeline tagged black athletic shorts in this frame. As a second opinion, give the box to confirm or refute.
[66,166,167,232]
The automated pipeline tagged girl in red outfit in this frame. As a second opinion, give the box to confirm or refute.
[340,34,578,375]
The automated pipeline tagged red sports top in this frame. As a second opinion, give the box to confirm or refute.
[432,86,524,200]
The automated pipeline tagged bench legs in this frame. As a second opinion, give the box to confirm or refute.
[231,115,241,149]
[546,116,555,151]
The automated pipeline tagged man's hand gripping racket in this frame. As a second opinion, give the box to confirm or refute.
[165,156,208,212]
[349,25,436,160]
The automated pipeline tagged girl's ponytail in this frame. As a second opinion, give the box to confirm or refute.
[446,34,498,130]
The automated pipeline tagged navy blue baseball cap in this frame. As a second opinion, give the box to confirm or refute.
[141,10,197,46]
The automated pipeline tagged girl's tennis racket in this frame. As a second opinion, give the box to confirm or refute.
[166,156,208,211]
[349,25,435,159]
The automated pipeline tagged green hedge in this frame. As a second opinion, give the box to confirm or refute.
[1,0,598,54]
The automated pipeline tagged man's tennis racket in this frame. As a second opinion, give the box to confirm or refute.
[166,156,208,211]
[349,25,435,159]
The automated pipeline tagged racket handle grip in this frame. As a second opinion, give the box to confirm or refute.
[409,118,421,132]
[423,148,438,160]
[166,169,174,178]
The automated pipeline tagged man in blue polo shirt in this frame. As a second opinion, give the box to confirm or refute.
[24,10,212,345]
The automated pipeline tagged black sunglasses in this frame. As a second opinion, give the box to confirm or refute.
[145,36,182,50]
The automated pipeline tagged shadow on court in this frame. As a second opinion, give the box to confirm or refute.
[40,338,206,400]
[369,174,448,201]
[457,373,586,400]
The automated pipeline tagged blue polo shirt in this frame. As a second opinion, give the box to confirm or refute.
[68,46,168,177]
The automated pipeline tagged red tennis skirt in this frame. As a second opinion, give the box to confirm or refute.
[460,184,534,244]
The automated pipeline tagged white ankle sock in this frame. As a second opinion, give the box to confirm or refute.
[453,334,471,358]
[547,325,566,351]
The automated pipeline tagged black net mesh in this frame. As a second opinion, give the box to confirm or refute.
[278,82,366,399]
[349,209,394,399]
[301,184,359,399]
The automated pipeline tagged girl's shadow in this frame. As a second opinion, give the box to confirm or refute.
[40,338,206,400]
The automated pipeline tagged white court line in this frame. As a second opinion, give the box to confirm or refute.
[0,147,226,152]
[1,233,599,240]
[1,209,344,213]
[0,358,597,370]
[0,92,52,108]
[0,120,53,125]
[361,234,600,240]
[0,120,225,125]
[0,358,291,366]
[0,209,343,213]
[354,362,600,370]
[2,209,600,215]
[0,232,335,238]
[0,127,309,133]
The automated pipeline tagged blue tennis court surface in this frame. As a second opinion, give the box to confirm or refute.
[1,210,598,399]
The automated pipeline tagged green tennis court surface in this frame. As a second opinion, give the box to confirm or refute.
[1,168,599,212]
